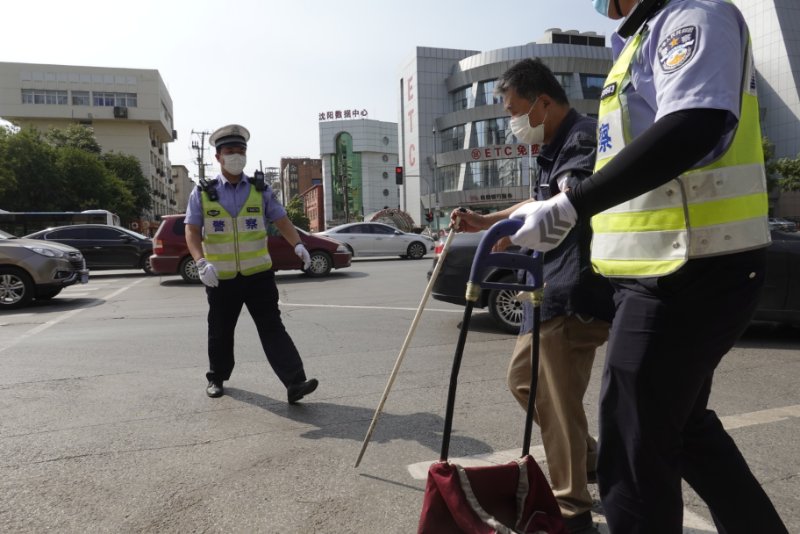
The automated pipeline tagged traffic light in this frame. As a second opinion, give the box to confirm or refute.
[425,211,433,223]
[395,166,404,185]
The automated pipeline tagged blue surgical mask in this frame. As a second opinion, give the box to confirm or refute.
[593,0,610,16]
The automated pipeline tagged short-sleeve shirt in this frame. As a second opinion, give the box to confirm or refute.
[184,174,287,228]
[615,0,748,151]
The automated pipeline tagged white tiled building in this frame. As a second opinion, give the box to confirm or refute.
[319,118,399,228]
[0,62,177,223]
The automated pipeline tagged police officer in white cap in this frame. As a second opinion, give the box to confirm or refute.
[185,124,318,404]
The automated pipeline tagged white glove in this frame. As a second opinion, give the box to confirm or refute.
[196,258,219,287]
[294,243,311,270]
[509,194,578,251]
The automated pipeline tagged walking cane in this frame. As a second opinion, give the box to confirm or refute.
[354,217,461,468]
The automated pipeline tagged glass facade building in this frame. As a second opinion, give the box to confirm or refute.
[398,29,613,229]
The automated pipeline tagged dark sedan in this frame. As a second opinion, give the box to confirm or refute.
[25,224,153,274]
[429,230,800,333]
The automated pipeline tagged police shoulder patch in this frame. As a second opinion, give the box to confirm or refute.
[657,26,697,73]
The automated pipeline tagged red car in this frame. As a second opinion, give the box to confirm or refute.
[150,214,351,282]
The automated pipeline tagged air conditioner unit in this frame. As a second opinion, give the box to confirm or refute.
[113,106,128,119]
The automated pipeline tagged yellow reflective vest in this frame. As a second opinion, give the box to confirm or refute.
[200,185,271,279]
[591,28,770,278]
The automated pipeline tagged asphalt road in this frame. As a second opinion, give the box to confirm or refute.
[1,258,798,533]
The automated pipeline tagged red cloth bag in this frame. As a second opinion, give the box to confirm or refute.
[418,455,568,533]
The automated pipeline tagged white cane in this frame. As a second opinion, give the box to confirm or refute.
[354,219,461,468]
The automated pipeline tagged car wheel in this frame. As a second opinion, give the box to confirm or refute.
[304,251,332,277]
[142,256,155,275]
[179,256,201,283]
[406,241,427,260]
[487,278,523,334]
[0,267,35,309]
[36,287,63,300]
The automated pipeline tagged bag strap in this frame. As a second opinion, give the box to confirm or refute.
[439,219,544,461]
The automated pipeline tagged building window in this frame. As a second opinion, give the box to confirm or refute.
[470,118,510,148]
[21,89,68,105]
[440,125,465,152]
[452,86,474,112]
[93,91,137,107]
[580,74,606,100]
[72,91,90,106]
[475,80,501,107]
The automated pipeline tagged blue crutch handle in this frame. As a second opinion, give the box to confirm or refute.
[467,219,542,293]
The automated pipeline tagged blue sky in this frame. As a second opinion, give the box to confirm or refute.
[3,0,619,177]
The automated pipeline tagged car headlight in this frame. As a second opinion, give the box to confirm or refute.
[24,245,66,258]
[336,244,349,253]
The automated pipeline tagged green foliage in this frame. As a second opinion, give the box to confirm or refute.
[0,125,151,222]
[285,196,310,231]
[101,152,152,218]
[46,124,102,154]
[763,136,800,192]
[775,156,800,192]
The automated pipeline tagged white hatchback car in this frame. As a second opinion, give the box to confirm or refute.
[319,222,434,259]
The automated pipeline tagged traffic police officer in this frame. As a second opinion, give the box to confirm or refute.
[509,0,788,532]
[185,124,318,404]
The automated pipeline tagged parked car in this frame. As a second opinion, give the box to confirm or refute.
[768,217,797,232]
[24,224,153,274]
[0,229,89,309]
[427,231,523,333]
[149,214,352,282]
[429,230,800,333]
[319,222,434,259]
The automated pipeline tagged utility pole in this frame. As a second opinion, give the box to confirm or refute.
[191,130,211,182]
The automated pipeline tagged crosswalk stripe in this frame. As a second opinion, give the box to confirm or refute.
[405,404,800,530]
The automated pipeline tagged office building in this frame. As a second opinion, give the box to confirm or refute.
[398,29,613,229]
[0,61,176,222]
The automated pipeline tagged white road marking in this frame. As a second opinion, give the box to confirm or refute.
[279,301,463,313]
[0,278,146,354]
[406,404,800,531]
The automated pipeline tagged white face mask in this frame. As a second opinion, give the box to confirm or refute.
[222,153,246,175]
[509,98,545,145]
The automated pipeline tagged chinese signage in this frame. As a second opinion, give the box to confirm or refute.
[469,144,540,162]
[319,109,369,121]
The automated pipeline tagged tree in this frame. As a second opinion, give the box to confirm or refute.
[102,152,152,219]
[774,155,800,192]
[285,196,310,231]
[0,128,65,211]
[46,124,102,154]
[54,146,135,216]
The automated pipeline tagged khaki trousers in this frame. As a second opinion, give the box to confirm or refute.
[507,314,609,518]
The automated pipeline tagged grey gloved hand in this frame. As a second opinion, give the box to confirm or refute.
[295,243,311,270]
[196,258,219,287]
[509,194,577,251]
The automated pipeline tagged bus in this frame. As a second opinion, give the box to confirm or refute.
[0,209,121,236]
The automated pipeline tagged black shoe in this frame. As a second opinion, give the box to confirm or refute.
[564,511,599,534]
[287,378,318,404]
[206,380,223,398]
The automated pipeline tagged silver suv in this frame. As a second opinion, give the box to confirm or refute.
[0,229,89,309]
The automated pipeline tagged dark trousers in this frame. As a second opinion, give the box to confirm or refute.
[205,270,306,388]
[598,248,787,534]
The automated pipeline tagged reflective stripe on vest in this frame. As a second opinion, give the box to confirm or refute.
[200,185,271,279]
[591,24,770,278]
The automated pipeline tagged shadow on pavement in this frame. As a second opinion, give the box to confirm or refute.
[223,386,493,457]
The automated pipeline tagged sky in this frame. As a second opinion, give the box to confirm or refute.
[3,0,619,179]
